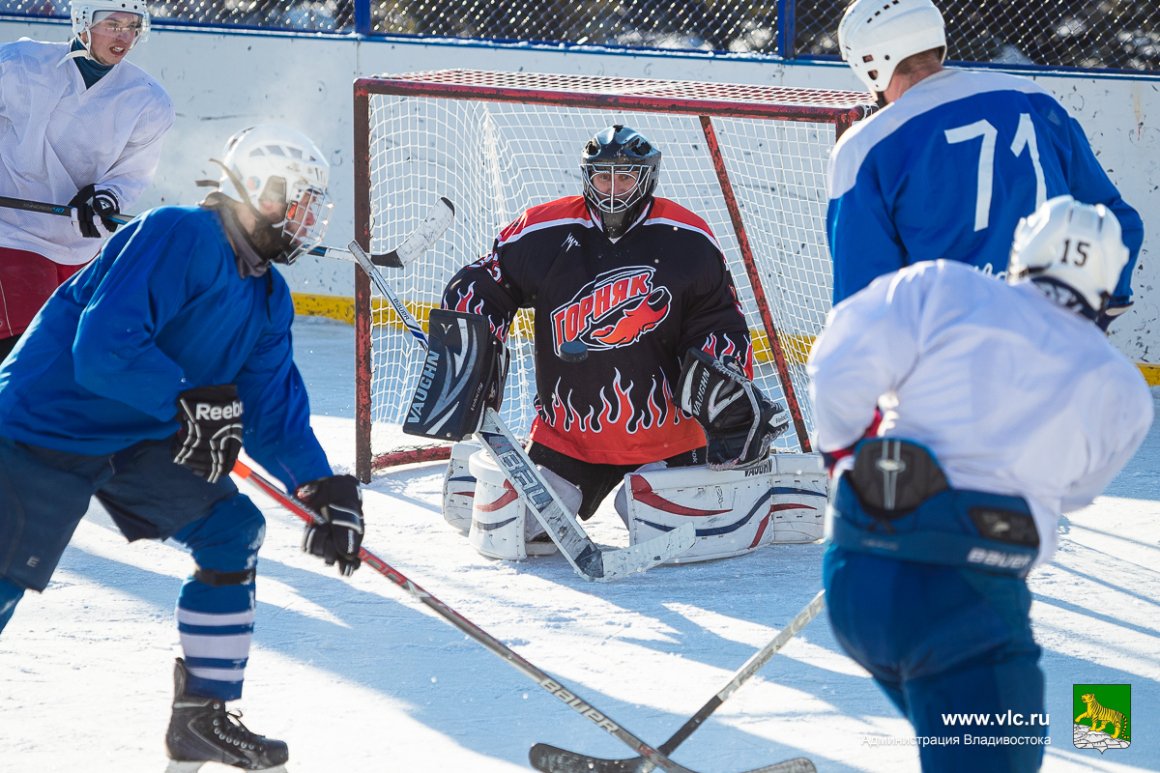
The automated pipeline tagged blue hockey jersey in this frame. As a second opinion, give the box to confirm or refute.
[826,69,1142,306]
[0,206,330,492]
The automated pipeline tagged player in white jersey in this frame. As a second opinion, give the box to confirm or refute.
[0,0,174,361]
[807,196,1153,771]
[827,0,1142,330]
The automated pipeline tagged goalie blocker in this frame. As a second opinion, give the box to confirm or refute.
[676,348,788,470]
[404,309,507,441]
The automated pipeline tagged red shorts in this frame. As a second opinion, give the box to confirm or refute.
[0,248,87,339]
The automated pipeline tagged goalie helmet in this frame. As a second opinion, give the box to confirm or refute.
[71,0,150,44]
[1007,195,1129,316]
[216,124,333,265]
[838,0,946,95]
[581,125,661,239]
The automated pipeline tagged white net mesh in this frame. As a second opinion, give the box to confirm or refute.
[357,70,872,472]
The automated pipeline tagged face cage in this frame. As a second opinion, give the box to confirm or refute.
[583,163,654,214]
[277,187,333,264]
[80,10,150,50]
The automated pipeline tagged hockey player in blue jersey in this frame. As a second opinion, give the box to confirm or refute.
[0,124,364,771]
[808,196,1153,771]
[828,0,1142,329]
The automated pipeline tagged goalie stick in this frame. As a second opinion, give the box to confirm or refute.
[345,238,696,582]
[530,589,826,773]
[0,194,457,268]
[231,458,804,773]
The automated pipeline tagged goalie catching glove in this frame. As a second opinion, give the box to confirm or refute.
[298,475,364,576]
[172,384,244,484]
[403,308,507,442]
[677,348,788,470]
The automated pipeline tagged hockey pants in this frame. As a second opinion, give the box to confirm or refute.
[824,546,1046,772]
[0,437,265,700]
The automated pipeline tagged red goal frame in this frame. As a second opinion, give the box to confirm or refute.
[352,69,873,481]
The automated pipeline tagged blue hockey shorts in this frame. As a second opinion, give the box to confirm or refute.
[0,437,241,591]
[824,545,1046,772]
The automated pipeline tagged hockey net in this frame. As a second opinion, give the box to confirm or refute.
[353,69,873,481]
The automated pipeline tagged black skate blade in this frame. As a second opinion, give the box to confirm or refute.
[165,762,288,773]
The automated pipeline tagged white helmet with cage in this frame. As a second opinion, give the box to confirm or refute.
[1007,195,1129,316]
[217,124,333,265]
[71,0,151,44]
[838,0,947,95]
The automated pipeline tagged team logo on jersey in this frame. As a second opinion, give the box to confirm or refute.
[561,233,581,252]
[550,266,672,356]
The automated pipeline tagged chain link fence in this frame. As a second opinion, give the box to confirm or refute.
[2,1,1155,71]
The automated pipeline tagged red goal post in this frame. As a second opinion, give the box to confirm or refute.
[353,69,873,482]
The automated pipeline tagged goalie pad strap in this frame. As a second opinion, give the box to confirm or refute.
[404,309,505,441]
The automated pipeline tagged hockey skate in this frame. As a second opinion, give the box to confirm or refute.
[165,658,289,772]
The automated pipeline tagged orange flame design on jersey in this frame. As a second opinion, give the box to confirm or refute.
[537,370,683,435]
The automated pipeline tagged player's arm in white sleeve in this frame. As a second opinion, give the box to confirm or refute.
[96,88,176,211]
[1060,368,1154,512]
[826,144,909,305]
[808,267,926,453]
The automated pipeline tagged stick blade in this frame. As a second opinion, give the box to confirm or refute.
[593,522,696,582]
[372,196,455,268]
[528,743,637,773]
[529,744,816,773]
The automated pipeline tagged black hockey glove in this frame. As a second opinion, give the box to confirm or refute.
[298,475,364,576]
[677,348,788,470]
[172,384,244,484]
[1096,301,1132,332]
[69,184,121,239]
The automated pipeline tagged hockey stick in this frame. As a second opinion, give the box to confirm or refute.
[530,589,825,773]
[345,239,695,582]
[231,458,804,773]
[0,194,455,269]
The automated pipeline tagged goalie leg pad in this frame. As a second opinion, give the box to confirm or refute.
[466,451,581,560]
[404,309,506,442]
[676,348,788,470]
[623,454,827,563]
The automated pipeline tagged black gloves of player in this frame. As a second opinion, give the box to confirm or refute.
[677,348,788,470]
[69,184,121,239]
[172,385,244,484]
[297,475,364,576]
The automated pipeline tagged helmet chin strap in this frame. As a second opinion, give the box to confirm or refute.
[209,160,295,266]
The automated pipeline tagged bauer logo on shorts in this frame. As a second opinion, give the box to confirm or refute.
[550,266,671,356]
[1073,683,1131,752]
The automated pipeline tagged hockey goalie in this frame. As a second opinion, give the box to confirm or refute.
[409,125,826,563]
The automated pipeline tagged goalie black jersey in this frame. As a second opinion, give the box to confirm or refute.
[441,195,753,466]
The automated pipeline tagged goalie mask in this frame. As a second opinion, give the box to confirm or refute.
[215,124,333,265]
[581,125,661,239]
[838,0,946,96]
[71,0,150,53]
[1007,195,1129,319]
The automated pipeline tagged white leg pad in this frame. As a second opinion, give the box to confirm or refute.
[442,440,482,535]
[622,453,828,564]
[466,450,577,560]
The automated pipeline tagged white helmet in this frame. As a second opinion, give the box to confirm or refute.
[838,0,947,95]
[217,124,333,265]
[71,0,150,45]
[1008,196,1129,315]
